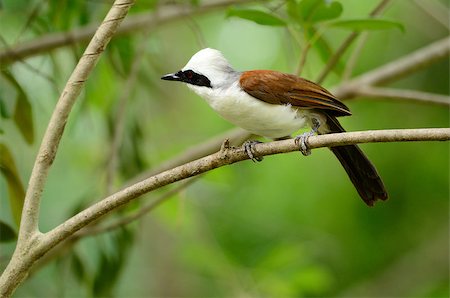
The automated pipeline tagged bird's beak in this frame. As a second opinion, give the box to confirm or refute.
[161,72,181,81]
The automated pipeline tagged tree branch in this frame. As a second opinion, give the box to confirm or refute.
[342,32,369,81]
[69,123,450,237]
[0,1,135,296]
[413,0,450,30]
[127,127,252,186]
[334,36,450,98]
[0,0,257,66]
[351,86,450,106]
[19,0,134,243]
[339,37,450,97]
[35,128,450,257]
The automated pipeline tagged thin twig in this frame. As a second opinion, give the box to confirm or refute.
[296,41,311,76]
[342,32,369,81]
[316,0,392,84]
[296,28,325,76]
[0,35,60,94]
[335,36,450,98]
[351,86,450,106]
[14,1,45,44]
[356,37,450,86]
[187,18,207,48]
[413,0,450,30]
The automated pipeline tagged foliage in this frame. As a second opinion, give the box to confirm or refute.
[0,143,25,227]
[0,0,448,297]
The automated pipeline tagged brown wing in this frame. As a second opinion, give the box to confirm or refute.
[240,70,351,117]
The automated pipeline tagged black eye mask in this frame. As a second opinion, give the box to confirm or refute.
[176,70,212,88]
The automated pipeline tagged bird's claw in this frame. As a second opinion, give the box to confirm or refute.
[294,131,314,156]
[243,140,263,162]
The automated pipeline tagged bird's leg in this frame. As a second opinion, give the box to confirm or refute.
[242,140,263,162]
[294,118,321,156]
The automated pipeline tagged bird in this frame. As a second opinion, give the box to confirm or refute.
[161,48,388,206]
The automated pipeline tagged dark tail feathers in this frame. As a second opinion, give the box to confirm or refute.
[324,115,388,206]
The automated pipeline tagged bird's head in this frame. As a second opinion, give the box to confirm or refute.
[161,48,238,89]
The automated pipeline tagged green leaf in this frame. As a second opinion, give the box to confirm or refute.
[293,0,342,24]
[286,0,300,20]
[0,96,11,118]
[71,252,88,284]
[0,143,25,227]
[310,1,343,23]
[0,220,17,242]
[1,71,34,144]
[93,228,134,296]
[298,0,322,22]
[328,19,405,32]
[109,36,134,77]
[287,0,344,27]
[13,88,34,144]
[227,8,287,26]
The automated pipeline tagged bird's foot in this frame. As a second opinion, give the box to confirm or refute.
[243,140,263,162]
[295,118,321,156]
[294,131,315,156]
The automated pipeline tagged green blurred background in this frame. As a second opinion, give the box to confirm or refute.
[1,0,449,297]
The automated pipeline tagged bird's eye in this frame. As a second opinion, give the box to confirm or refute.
[185,70,194,79]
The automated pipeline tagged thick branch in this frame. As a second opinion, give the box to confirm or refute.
[37,128,449,255]
[0,0,256,65]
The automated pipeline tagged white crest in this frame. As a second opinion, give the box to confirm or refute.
[182,48,238,88]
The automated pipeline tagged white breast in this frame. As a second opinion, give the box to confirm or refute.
[188,81,308,139]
